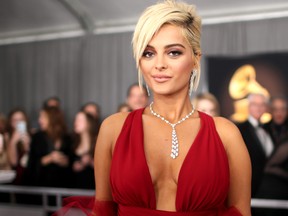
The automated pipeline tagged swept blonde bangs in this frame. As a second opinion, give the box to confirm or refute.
[132,0,202,91]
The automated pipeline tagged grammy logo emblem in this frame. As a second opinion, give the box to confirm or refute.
[228,64,271,123]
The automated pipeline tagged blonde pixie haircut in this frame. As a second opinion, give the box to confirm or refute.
[132,0,202,92]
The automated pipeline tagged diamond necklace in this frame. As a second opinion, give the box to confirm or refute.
[149,102,195,159]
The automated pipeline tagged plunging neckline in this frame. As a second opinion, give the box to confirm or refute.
[140,109,204,211]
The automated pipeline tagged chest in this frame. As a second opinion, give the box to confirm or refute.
[142,117,200,185]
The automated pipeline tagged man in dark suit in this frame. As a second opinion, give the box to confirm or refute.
[263,96,288,148]
[237,93,274,197]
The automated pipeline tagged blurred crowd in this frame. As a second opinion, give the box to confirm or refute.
[0,83,288,214]
[0,83,149,191]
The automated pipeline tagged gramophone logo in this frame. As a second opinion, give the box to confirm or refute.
[229,64,271,123]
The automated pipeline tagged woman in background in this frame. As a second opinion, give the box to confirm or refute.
[117,103,130,113]
[70,111,98,189]
[0,113,10,170]
[6,109,31,185]
[193,92,220,117]
[0,113,7,135]
[0,133,10,170]
[27,106,71,188]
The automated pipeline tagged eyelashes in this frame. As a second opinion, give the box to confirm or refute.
[142,50,183,58]
[168,50,183,56]
[142,51,154,58]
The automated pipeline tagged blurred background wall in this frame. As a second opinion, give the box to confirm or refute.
[1,0,288,124]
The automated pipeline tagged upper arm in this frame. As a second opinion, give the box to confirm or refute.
[214,117,252,216]
[94,112,128,201]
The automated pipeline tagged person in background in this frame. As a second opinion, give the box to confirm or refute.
[6,108,31,185]
[126,83,149,111]
[0,133,10,170]
[0,113,9,170]
[70,111,98,189]
[29,96,62,134]
[254,138,288,216]
[0,132,11,203]
[263,95,288,148]
[81,102,101,139]
[81,102,100,120]
[117,103,130,112]
[237,93,274,198]
[26,106,71,188]
[0,113,7,135]
[43,96,61,109]
[193,92,220,117]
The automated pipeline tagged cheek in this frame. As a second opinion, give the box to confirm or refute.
[11,121,17,129]
[176,58,193,72]
[139,60,152,77]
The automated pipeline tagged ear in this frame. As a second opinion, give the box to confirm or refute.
[194,53,202,69]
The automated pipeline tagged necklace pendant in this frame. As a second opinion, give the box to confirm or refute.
[149,102,195,159]
[171,128,179,159]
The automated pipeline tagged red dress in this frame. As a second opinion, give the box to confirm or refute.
[54,109,242,216]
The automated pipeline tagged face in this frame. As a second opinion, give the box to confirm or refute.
[248,95,267,120]
[140,24,195,96]
[271,99,287,125]
[84,105,98,119]
[11,111,26,130]
[38,111,49,131]
[74,112,88,134]
[127,86,148,111]
[119,105,130,112]
[196,99,217,117]
[47,99,60,108]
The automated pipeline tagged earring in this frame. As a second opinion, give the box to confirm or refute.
[146,84,150,97]
[189,69,197,96]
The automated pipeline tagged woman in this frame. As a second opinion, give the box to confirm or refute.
[0,133,10,170]
[70,111,98,189]
[6,109,31,185]
[0,113,10,170]
[26,106,71,188]
[94,0,251,215]
[54,1,251,215]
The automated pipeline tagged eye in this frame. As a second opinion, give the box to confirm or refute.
[142,50,154,58]
[168,50,182,57]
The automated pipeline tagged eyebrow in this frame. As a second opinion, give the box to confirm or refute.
[146,43,186,49]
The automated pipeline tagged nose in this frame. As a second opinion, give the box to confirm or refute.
[155,55,167,71]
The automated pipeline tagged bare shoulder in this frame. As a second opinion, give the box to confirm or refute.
[99,112,130,140]
[101,111,130,129]
[95,111,130,159]
[212,116,244,150]
[213,116,239,133]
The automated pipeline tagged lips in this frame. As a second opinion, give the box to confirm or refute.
[152,74,172,83]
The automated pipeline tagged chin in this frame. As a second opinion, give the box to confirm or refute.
[152,88,171,95]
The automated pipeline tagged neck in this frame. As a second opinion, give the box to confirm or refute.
[151,95,193,123]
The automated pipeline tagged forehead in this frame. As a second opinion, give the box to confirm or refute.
[148,24,189,47]
[250,95,266,103]
[130,86,141,94]
[12,112,24,119]
[273,99,286,106]
[86,104,97,111]
[76,112,86,118]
